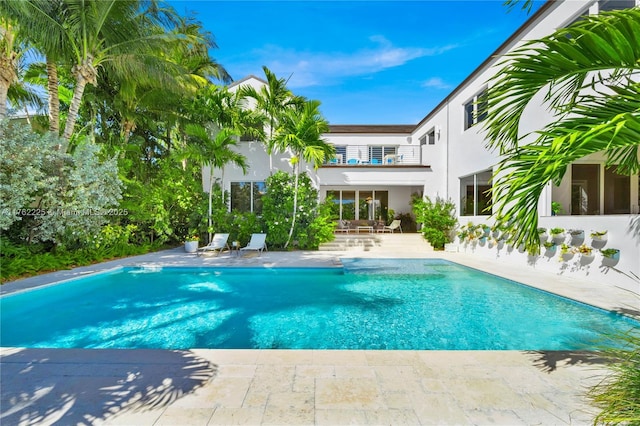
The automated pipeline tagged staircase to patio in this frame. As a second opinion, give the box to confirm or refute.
[318,233,433,252]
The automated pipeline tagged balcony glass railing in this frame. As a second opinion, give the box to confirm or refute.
[324,145,421,166]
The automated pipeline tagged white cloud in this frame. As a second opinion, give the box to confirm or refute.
[421,77,452,90]
[243,36,458,88]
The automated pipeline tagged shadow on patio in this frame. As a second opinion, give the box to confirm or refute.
[0,347,217,425]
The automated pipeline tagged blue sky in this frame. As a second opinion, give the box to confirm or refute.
[171,1,542,124]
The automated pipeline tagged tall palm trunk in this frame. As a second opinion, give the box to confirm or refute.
[284,157,299,249]
[62,59,97,148]
[46,58,60,134]
[0,79,8,120]
[0,55,16,121]
[122,119,136,145]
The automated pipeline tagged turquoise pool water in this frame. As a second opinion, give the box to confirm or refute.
[1,259,637,350]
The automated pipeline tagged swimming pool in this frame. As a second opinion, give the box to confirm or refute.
[1,259,636,350]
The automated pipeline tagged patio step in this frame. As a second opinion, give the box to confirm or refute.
[318,233,433,252]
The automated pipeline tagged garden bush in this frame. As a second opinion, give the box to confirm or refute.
[412,196,457,250]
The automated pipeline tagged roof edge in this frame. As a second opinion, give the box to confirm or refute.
[414,0,556,130]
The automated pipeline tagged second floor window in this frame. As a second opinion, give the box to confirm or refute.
[464,89,488,130]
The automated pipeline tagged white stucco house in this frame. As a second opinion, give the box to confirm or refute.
[210,0,640,292]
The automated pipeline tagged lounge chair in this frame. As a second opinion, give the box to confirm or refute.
[196,233,230,256]
[380,219,403,233]
[239,233,268,255]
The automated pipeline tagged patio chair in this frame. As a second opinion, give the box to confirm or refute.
[240,233,268,256]
[196,233,230,256]
[335,220,350,233]
[380,219,403,233]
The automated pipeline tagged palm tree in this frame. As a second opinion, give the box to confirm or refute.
[273,99,334,248]
[185,124,247,242]
[241,66,304,173]
[482,8,640,249]
[0,15,21,120]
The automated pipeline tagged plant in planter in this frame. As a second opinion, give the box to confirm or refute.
[543,241,557,255]
[482,225,491,237]
[184,234,200,253]
[537,227,548,242]
[559,243,574,261]
[550,227,565,237]
[490,225,501,239]
[600,248,620,259]
[551,201,563,216]
[577,244,594,257]
[590,230,608,241]
[559,243,572,254]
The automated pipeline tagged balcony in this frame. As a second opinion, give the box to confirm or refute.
[323,145,422,166]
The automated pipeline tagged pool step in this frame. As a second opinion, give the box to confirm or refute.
[318,233,433,252]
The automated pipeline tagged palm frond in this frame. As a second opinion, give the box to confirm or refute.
[484,9,640,153]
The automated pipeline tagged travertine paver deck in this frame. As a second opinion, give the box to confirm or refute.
[1,243,637,425]
[0,347,607,425]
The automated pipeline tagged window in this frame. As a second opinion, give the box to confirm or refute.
[419,135,427,145]
[463,89,488,130]
[368,146,397,163]
[571,164,600,215]
[334,145,346,163]
[604,166,630,214]
[460,170,492,216]
[599,0,636,12]
[230,181,265,213]
[327,190,389,221]
[427,128,436,145]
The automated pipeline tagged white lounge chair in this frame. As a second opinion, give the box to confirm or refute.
[196,233,230,256]
[380,219,403,233]
[239,233,268,256]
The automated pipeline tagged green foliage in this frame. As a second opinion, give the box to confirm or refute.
[0,230,159,282]
[589,329,640,425]
[395,212,417,233]
[260,171,333,250]
[0,122,121,246]
[227,212,263,247]
[601,248,620,258]
[412,196,457,250]
[119,157,206,244]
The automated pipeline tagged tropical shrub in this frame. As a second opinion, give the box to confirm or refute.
[589,329,640,425]
[0,122,121,246]
[412,196,457,250]
[119,157,206,244]
[261,171,329,250]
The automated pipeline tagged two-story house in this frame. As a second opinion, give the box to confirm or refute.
[209,0,639,290]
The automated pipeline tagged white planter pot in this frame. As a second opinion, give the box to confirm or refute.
[185,241,199,253]
[591,234,608,242]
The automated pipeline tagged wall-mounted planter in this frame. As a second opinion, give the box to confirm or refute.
[550,228,565,244]
[569,230,584,246]
[601,248,620,260]
[601,248,620,267]
[590,231,608,242]
[538,228,548,243]
[560,252,574,262]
